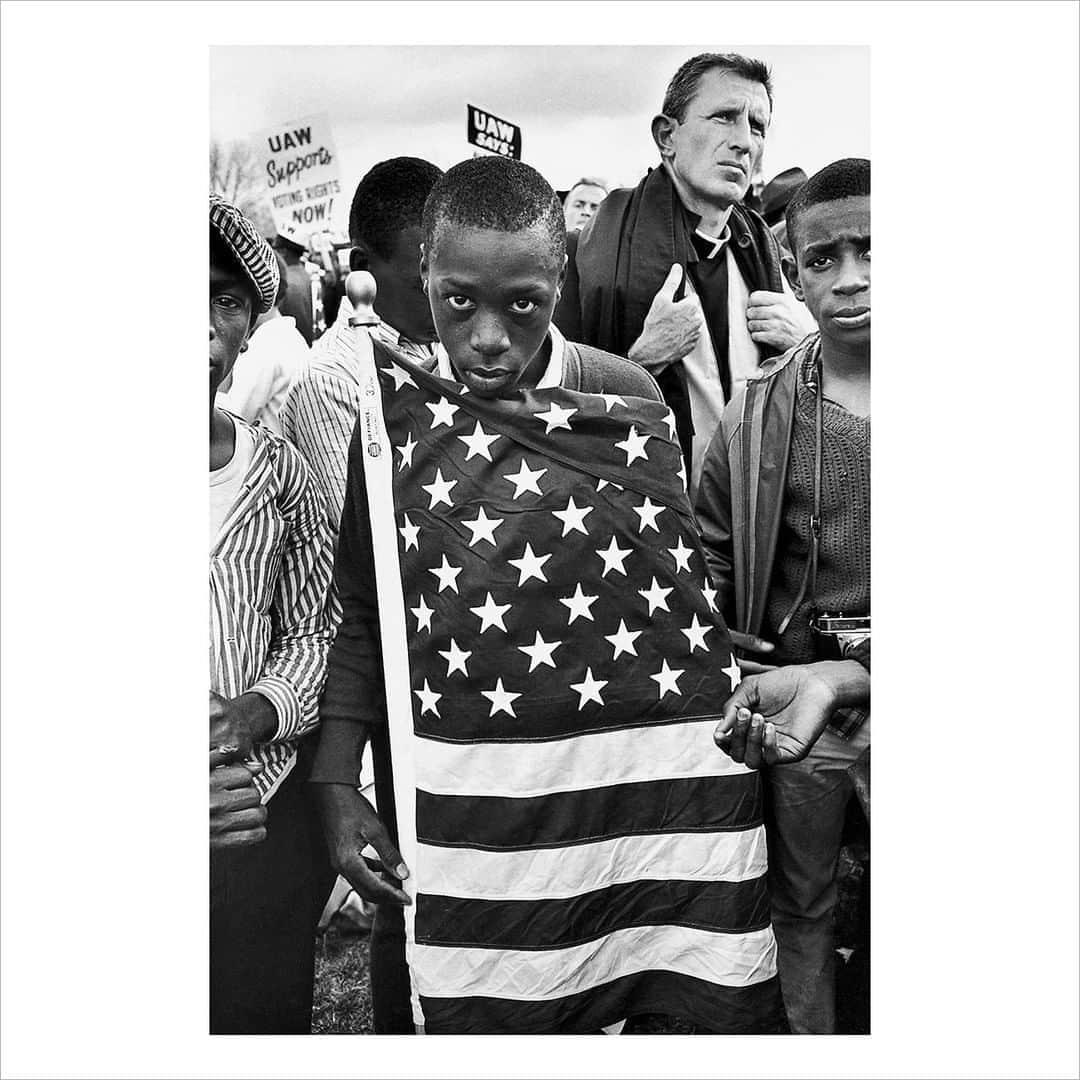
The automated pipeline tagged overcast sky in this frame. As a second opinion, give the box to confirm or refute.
[211,44,868,215]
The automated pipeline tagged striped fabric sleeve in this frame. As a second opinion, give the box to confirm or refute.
[251,440,335,743]
[281,365,361,548]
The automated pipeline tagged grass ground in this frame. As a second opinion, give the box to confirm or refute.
[312,841,869,1036]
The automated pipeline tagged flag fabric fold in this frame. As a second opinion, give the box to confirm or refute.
[363,339,778,1034]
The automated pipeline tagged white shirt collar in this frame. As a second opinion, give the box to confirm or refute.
[694,223,732,260]
[436,322,565,390]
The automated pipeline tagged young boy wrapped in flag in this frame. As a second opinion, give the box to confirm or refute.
[308,156,780,1034]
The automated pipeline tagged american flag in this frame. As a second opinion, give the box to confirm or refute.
[370,341,777,1034]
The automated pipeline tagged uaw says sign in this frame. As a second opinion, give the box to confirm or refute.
[466,104,522,160]
[254,113,344,244]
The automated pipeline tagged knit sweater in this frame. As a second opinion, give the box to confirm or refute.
[764,348,870,665]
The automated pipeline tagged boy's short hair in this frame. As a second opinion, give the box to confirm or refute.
[662,52,774,120]
[566,177,608,197]
[348,157,444,261]
[785,158,871,253]
[422,156,566,267]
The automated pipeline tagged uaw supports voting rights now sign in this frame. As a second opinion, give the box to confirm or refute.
[467,104,522,160]
[254,113,345,244]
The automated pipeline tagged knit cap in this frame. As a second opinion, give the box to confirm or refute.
[209,192,279,313]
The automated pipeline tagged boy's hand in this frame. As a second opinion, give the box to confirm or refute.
[628,264,704,374]
[727,629,778,675]
[746,290,814,351]
[210,763,267,849]
[209,690,276,767]
[714,664,839,767]
[315,784,412,907]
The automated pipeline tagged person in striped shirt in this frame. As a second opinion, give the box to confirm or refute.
[209,193,336,1033]
[281,157,444,550]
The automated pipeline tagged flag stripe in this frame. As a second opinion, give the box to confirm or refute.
[414,718,751,798]
[416,773,762,850]
[412,923,777,1000]
[419,969,782,1034]
[416,876,770,950]
[416,825,767,899]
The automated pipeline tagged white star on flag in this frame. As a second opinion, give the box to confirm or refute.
[597,479,623,492]
[552,496,594,537]
[680,613,712,653]
[559,583,599,624]
[632,496,665,533]
[470,592,512,633]
[667,536,694,573]
[663,410,678,440]
[596,536,632,577]
[399,513,420,552]
[462,506,504,547]
[650,658,685,699]
[569,667,607,710]
[614,425,651,466]
[508,542,552,585]
[639,576,674,616]
[422,468,457,509]
[517,630,562,672]
[605,619,643,660]
[481,677,521,718]
[425,396,459,429]
[701,578,719,613]
[721,652,742,690]
[676,459,687,491]
[438,638,472,677]
[599,394,627,412]
[457,420,501,462]
[534,402,577,434]
[410,594,434,633]
[414,678,442,717]
[503,458,546,499]
[387,363,417,391]
[428,554,463,594]
[395,431,417,469]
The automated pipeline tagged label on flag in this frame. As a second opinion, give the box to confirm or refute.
[361,338,778,1034]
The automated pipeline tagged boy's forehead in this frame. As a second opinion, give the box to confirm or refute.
[430,220,561,273]
[793,195,870,251]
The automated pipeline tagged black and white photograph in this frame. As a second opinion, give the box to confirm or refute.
[2,2,1078,1077]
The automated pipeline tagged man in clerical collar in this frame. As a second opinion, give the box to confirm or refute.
[554,52,816,496]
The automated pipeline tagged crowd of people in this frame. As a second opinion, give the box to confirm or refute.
[209,51,870,1036]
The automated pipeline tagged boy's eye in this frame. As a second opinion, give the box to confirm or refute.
[806,256,832,270]
[213,294,243,311]
[446,295,475,312]
[510,299,539,314]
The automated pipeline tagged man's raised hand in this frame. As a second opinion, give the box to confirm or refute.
[628,263,704,374]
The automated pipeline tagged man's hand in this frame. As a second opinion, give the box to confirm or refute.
[714,660,870,767]
[746,290,815,352]
[628,264,704,375]
[315,784,412,907]
[209,690,276,768]
[210,763,267,849]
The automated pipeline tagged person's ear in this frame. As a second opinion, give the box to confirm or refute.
[556,252,568,298]
[419,242,429,292]
[351,239,373,270]
[782,254,803,301]
[651,113,678,160]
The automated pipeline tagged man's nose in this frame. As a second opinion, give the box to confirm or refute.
[470,310,510,355]
[832,254,869,294]
[728,112,752,153]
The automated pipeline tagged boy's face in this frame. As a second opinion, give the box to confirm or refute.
[359,225,437,344]
[421,223,565,398]
[785,195,870,352]
[210,259,255,396]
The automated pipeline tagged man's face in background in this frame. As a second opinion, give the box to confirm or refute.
[563,183,607,231]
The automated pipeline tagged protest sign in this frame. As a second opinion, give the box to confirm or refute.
[466,104,522,160]
[253,113,345,245]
